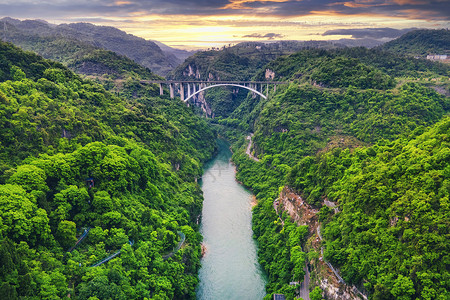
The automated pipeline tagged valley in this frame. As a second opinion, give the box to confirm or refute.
[0,21,449,300]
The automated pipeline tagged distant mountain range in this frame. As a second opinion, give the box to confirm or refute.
[0,17,192,76]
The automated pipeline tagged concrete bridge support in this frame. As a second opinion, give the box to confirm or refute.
[169,83,174,99]
[180,83,185,101]
[140,80,286,101]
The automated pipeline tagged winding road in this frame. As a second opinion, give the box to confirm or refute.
[246,134,260,162]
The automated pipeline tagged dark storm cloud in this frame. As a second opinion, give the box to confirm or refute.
[242,32,285,40]
[241,0,450,19]
[323,27,417,39]
[0,0,449,20]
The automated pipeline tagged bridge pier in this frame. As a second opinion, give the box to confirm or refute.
[139,80,287,102]
[169,83,174,99]
[180,83,185,101]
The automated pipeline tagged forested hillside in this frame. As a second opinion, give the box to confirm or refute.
[215,42,450,299]
[254,47,449,82]
[0,18,184,76]
[0,41,216,299]
[290,117,450,299]
[379,29,450,57]
[169,41,344,118]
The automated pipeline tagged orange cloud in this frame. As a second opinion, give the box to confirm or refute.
[114,1,132,5]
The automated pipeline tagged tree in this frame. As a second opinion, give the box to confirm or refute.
[10,66,26,81]
[8,165,48,194]
[310,286,323,300]
[55,220,77,249]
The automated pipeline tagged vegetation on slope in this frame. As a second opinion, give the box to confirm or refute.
[0,41,216,299]
[379,29,450,57]
[218,45,450,299]
[169,41,344,118]
[254,47,449,84]
[287,117,450,299]
[0,18,179,76]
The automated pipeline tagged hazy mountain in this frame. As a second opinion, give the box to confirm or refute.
[0,18,185,76]
[150,39,196,62]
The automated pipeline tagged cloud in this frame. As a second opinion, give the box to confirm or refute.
[1,0,449,20]
[242,32,285,40]
[322,27,417,39]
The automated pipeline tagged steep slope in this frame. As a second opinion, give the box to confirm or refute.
[169,41,344,118]
[217,47,450,299]
[170,41,345,81]
[0,41,216,299]
[288,118,450,299]
[379,29,450,57]
[0,18,180,76]
[254,47,449,82]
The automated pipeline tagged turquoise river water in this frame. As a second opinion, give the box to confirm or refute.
[196,140,267,300]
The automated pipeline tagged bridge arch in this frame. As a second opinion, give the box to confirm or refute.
[184,83,267,102]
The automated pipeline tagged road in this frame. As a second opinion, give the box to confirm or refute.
[246,134,260,162]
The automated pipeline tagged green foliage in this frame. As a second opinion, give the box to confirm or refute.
[1,18,178,76]
[251,195,307,297]
[314,118,450,299]
[169,41,345,118]
[310,286,323,300]
[379,29,450,57]
[254,47,449,82]
[310,56,395,89]
[0,40,216,299]
[221,43,450,299]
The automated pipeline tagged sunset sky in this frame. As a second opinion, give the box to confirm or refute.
[0,0,448,49]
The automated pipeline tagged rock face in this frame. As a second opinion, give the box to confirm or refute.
[276,187,368,300]
[320,279,367,300]
[265,69,275,80]
[277,187,319,235]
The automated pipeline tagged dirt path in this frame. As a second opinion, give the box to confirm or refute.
[299,263,311,300]
[246,134,260,162]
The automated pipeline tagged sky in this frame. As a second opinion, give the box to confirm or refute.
[0,0,449,49]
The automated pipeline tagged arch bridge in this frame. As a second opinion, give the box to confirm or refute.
[140,80,288,102]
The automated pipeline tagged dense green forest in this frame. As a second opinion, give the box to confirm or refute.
[253,47,449,83]
[1,24,450,300]
[379,29,450,57]
[0,41,216,299]
[289,117,450,299]
[213,40,450,299]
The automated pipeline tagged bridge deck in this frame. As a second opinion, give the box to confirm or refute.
[140,80,289,84]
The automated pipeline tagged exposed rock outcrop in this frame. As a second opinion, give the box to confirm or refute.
[276,187,368,300]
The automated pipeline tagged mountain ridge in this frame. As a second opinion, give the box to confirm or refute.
[0,18,188,76]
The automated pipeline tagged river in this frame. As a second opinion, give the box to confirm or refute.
[196,139,267,300]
